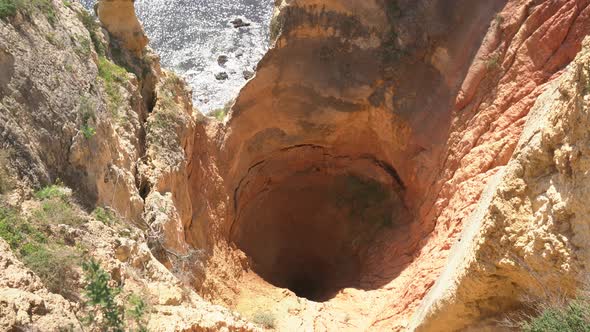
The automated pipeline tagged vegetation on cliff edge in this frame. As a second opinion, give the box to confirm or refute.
[78,8,106,56]
[0,203,81,300]
[0,0,56,26]
[79,95,97,139]
[98,56,129,116]
[210,99,234,121]
[81,259,149,332]
[520,298,590,332]
[1,184,150,329]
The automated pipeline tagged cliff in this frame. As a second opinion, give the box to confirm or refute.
[211,0,590,330]
[0,0,252,330]
[1,0,590,331]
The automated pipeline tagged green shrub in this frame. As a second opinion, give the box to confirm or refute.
[0,0,56,25]
[35,184,69,200]
[0,208,47,248]
[81,124,96,139]
[127,294,149,332]
[522,299,590,332]
[210,99,234,121]
[17,223,46,245]
[0,0,19,19]
[211,108,227,121]
[80,97,94,117]
[147,107,184,157]
[0,208,27,248]
[93,207,118,226]
[82,259,125,331]
[162,73,183,90]
[79,261,151,331]
[159,95,179,112]
[97,56,128,115]
[33,0,56,26]
[80,103,95,120]
[33,199,85,226]
[73,34,92,58]
[21,244,80,298]
[153,74,185,120]
[150,73,186,115]
[33,186,84,226]
[98,56,128,84]
[146,106,188,166]
[0,208,47,249]
[0,207,78,299]
[253,311,276,329]
[157,73,184,108]
[79,95,96,139]
[45,32,58,46]
[110,46,137,75]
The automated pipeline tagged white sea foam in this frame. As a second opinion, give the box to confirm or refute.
[80,0,274,113]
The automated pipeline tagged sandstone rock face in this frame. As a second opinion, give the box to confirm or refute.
[75,220,257,332]
[411,36,590,331]
[0,240,78,330]
[97,0,149,56]
[0,0,146,221]
[195,0,590,330]
[0,210,257,332]
[0,1,255,331]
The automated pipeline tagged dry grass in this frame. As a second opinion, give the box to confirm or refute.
[0,206,81,300]
[253,310,276,329]
[499,291,590,331]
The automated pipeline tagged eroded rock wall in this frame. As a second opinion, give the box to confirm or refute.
[96,0,148,56]
[0,1,255,331]
[211,0,590,330]
[0,0,147,221]
[212,0,510,329]
[380,0,590,329]
[411,36,590,332]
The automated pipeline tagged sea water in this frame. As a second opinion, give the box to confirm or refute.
[80,0,274,113]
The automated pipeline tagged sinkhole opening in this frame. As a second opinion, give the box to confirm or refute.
[231,156,408,302]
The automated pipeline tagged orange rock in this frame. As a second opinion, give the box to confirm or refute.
[97,0,148,56]
[194,0,590,330]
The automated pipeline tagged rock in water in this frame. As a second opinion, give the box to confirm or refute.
[215,72,229,80]
[230,18,251,28]
[242,70,254,80]
[217,55,229,66]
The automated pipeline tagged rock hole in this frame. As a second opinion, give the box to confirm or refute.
[230,150,409,302]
